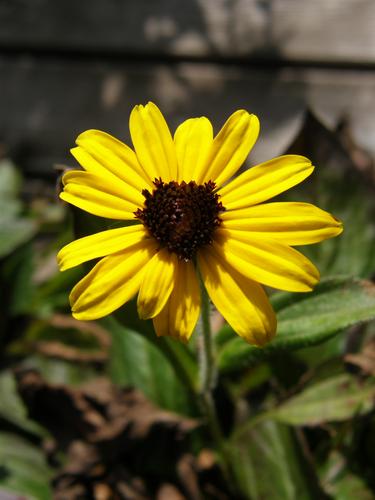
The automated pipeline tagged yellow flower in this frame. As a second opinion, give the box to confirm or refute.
[57,102,342,345]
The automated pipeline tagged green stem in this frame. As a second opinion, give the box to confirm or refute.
[199,281,217,394]
[198,281,233,481]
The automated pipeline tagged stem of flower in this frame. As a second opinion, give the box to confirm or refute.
[199,281,217,395]
[198,280,233,481]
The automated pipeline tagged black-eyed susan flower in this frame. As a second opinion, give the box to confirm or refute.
[57,102,342,346]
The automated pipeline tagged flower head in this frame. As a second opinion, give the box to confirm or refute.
[57,102,342,345]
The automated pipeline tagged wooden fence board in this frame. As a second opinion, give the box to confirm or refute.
[0,0,374,64]
[1,57,374,176]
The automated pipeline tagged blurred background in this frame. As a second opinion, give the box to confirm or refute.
[1,0,375,175]
[1,1,375,499]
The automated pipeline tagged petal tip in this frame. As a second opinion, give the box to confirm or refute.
[334,217,344,229]
[75,129,100,145]
[252,332,273,347]
[305,277,320,292]
[59,190,68,202]
[71,310,93,322]
[250,112,260,125]
[137,305,152,320]
[56,251,65,271]
[70,146,80,156]
[249,311,277,347]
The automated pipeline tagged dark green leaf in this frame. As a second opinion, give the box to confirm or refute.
[229,420,320,499]
[32,265,84,317]
[1,244,35,315]
[0,160,21,203]
[103,316,198,415]
[320,451,374,500]
[304,190,375,279]
[0,432,52,500]
[330,474,374,500]
[0,372,45,437]
[0,160,37,257]
[0,218,36,258]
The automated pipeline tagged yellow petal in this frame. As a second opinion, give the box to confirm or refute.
[130,102,178,182]
[74,129,153,189]
[197,110,259,186]
[219,155,314,210]
[222,202,343,245]
[60,170,141,219]
[57,224,146,271]
[153,260,200,342]
[174,117,213,182]
[71,239,157,320]
[137,248,177,319]
[63,169,144,207]
[198,246,276,346]
[213,228,320,292]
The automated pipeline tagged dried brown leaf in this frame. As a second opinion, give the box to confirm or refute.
[156,483,186,500]
[16,369,197,453]
[15,370,232,499]
[49,313,111,349]
[35,340,107,364]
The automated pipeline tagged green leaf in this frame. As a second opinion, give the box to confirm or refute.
[330,474,374,500]
[103,316,198,415]
[320,451,374,500]
[218,278,375,374]
[293,333,346,368]
[304,190,375,279]
[1,244,35,315]
[229,420,320,499]
[0,372,45,437]
[0,159,21,202]
[0,432,52,500]
[0,160,37,257]
[0,218,36,258]
[32,265,84,318]
[265,374,375,426]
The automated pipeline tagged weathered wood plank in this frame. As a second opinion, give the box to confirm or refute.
[0,0,375,64]
[1,57,374,176]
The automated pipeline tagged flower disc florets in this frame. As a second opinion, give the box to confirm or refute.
[135,179,225,260]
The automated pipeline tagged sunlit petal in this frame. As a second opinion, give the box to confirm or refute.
[219,155,314,210]
[130,102,178,182]
[57,224,146,271]
[197,110,259,186]
[70,239,157,320]
[60,170,141,219]
[213,228,320,292]
[137,248,177,319]
[174,117,213,182]
[153,260,200,342]
[74,129,152,189]
[198,246,276,345]
[222,202,343,245]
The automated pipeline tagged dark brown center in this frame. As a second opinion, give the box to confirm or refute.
[134,178,225,260]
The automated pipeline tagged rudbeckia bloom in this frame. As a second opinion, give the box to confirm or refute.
[58,102,342,345]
